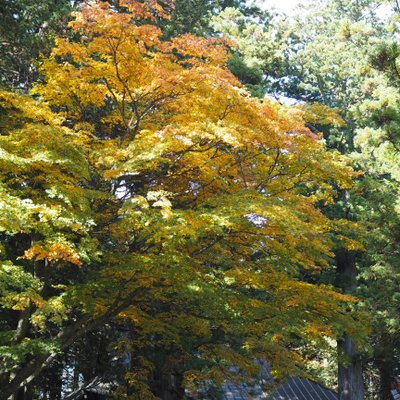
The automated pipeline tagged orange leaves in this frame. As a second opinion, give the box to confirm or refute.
[22,243,82,266]
[120,0,173,20]
[168,34,231,66]
[70,1,169,43]
[134,24,163,47]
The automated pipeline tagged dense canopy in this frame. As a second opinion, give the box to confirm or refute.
[1,0,399,399]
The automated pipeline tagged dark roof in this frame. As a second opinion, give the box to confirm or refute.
[220,363,338,400]
[391,389,400,400]
[221,377,337,400]
[274,376,338,400]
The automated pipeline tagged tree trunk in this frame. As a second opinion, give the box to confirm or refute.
[338,336,364,400]
[336,249,365,400]
[378,358,393,400]
[157,372,185,400]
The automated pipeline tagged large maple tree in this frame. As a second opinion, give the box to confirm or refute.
[0,1,364,398]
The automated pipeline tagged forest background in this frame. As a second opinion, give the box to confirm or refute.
[1,0,400,399]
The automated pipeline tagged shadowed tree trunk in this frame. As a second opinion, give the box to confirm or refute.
[338,336,364,400]
[336,249,365,400]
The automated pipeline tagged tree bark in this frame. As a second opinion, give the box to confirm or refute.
[336,249,365,400]
[338,336,364,400]
[378,357,393,400]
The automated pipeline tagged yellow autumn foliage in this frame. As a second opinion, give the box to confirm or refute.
[0,1,367,397]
